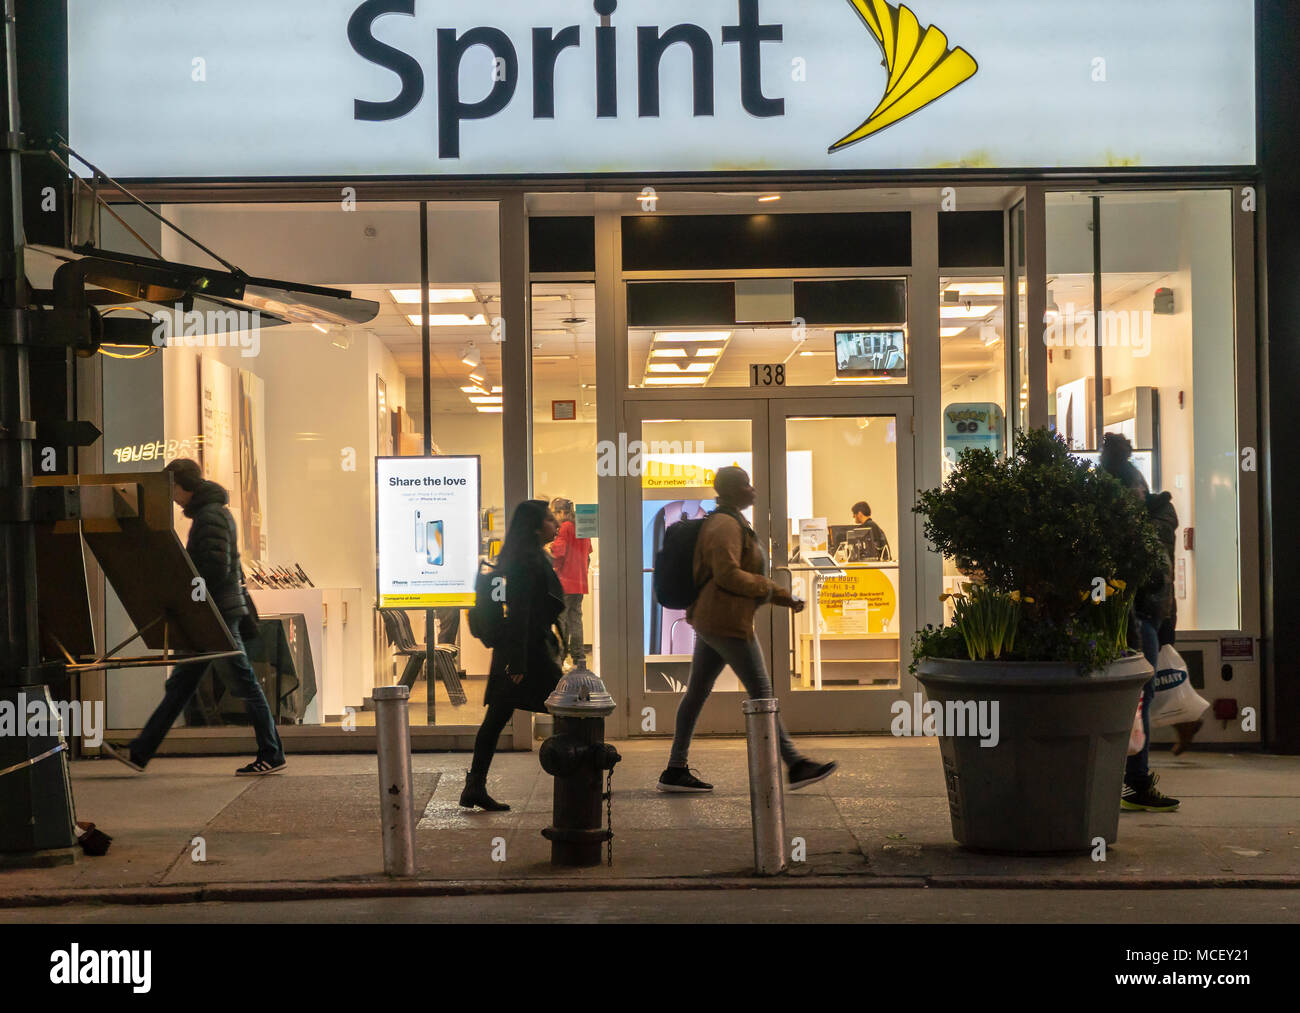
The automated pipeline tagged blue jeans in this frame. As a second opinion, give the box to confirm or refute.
[669,632,804,769]
[1125,619,1160,784]
[131,613,285,766]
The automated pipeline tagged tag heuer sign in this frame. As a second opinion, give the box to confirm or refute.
[67,0,1256,179]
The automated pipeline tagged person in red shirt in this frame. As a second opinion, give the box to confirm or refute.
[548,497,592,670]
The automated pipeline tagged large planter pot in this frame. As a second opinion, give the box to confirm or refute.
[915,653,1152,854]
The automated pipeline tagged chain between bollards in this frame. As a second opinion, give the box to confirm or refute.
[374,685,415,878]
[742,697,788,876]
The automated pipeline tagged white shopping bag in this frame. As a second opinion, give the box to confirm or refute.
[1148,645,1211,728]
[1127,699,1146,756]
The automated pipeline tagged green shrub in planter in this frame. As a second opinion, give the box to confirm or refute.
[913,428,1165,672]
[911,429,1169,852]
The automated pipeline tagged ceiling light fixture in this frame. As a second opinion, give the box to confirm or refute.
[944,282,1004,297]
[461,343,482,367]
[468,396,503,405]
[647,363,713,373]
[407,314,489,327]
[651,348,688,358]
[644,377,707,386]
[469,372,487,385]
[758,194,782,203]
[653,331,733,343]
[939,305,996,320]
[390,288,476,304]
[461,386,488,395]
[476,406,504,414]
[940,327,968,338]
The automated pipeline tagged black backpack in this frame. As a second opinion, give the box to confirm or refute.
[654,509,755,611]
[653,516,710,610]
[467,563,507,648]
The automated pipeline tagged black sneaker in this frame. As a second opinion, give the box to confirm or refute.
[100,742,144,773]
[1121,773,1180,812]
[657,767,713,793]
[236,758,287,777]
[788,759,838,791]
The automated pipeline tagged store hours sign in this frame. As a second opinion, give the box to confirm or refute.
[376,456,481,608]
[67,0,1256,178]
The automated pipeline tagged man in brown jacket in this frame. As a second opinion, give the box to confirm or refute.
[658,467,838,793]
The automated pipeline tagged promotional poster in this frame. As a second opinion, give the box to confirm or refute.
[377,456,481,607]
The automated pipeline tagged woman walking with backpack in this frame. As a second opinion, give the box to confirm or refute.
[461,500,564,811]
[657,466,837,794]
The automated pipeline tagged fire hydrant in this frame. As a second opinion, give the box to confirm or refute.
[540,668,621,867]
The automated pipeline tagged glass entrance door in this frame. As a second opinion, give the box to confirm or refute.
[624,397,914,736]
[624,401,768,737]
[769,398,916,732]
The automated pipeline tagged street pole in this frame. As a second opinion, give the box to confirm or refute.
[0,0,78,862]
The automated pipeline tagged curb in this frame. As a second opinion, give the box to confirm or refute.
[3,874,1300,909]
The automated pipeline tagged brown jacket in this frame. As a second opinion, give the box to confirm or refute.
[686,511,780,639]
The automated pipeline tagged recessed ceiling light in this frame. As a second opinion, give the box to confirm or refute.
[491,386,503,394]
[693,347,724,357]
[468,396,503,405]
[469,372,487,384]
[941,327,968,338]
[647,363,712,373]
[461,386,488,395]
[644,377,707,386]
[944,283,1004,297]
[651,349,688,358]
[653,331,733,343]
[476,406,504,414]
[390,288,476,304]
[408,314,489,327]
[940,306,995,320]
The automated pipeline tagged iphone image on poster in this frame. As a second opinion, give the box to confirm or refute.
[426,520,444,566]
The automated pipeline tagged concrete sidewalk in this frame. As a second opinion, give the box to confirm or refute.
[2,738,1297,907]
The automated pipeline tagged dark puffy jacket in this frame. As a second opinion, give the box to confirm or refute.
[485,549,564,714]
[183,481,248,618]
[1137,491,1178,626]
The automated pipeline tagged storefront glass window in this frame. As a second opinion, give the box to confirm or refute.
[93,200,505,733]
[939,275,1008,482]
[626,278,908,390]
[531,283,600,677]
[1047,189,1241,633]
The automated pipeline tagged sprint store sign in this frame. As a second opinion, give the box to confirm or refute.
[68,0,1255,178]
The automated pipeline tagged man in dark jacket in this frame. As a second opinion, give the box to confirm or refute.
[1099,434,1178,812]
[102,459,286,776]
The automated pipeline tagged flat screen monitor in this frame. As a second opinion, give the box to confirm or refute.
[834,328,907,379]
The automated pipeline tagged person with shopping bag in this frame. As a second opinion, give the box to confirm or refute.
[1101,434,1180,812]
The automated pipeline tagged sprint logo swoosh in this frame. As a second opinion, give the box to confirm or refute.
[831,0,978,152]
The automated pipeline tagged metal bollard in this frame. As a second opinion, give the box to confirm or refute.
[373,685,415,878]
[742,698,788,876]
